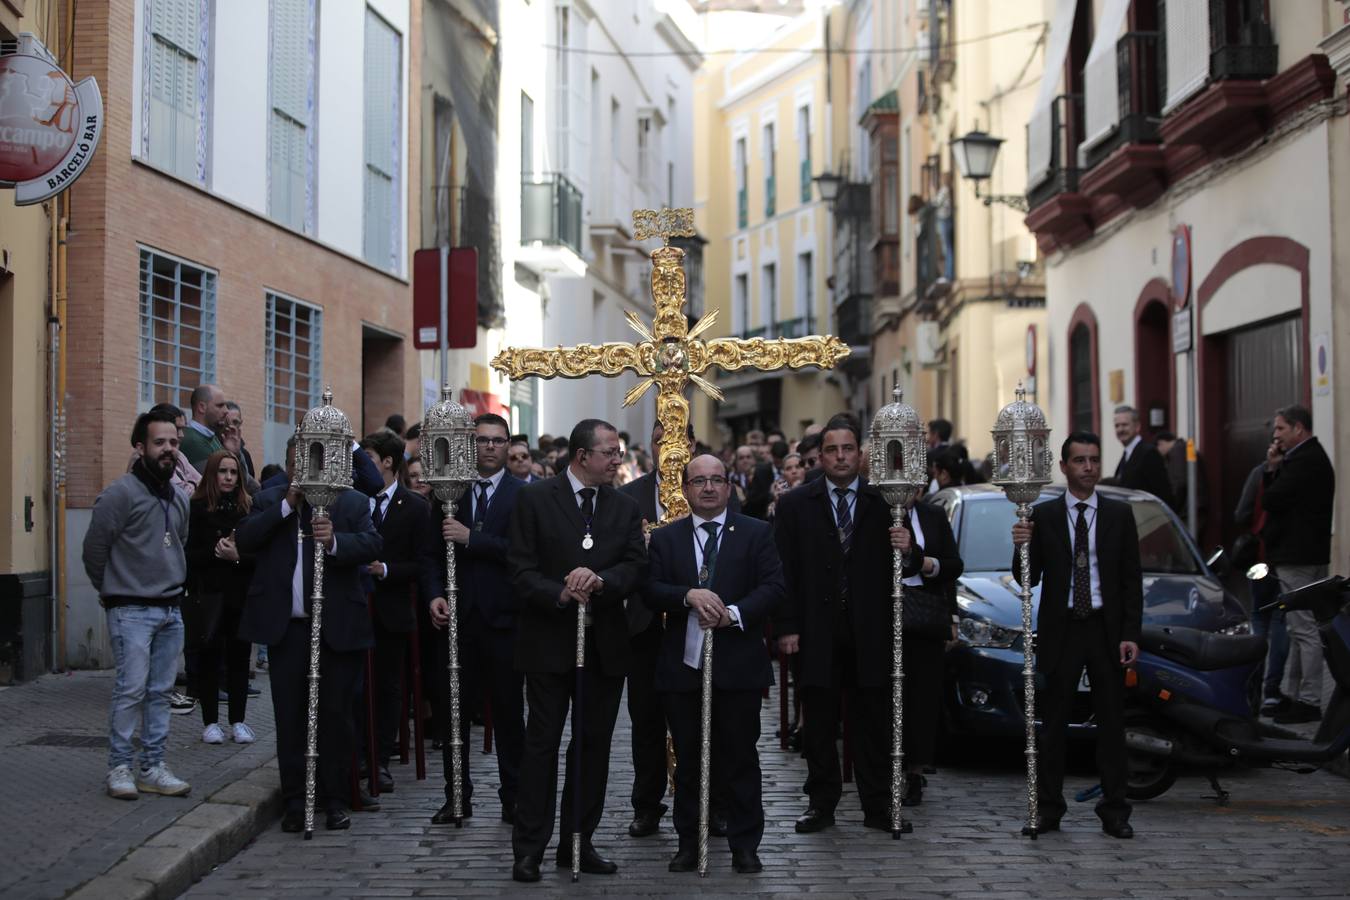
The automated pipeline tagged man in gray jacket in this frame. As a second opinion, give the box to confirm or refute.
[84,408,193,801]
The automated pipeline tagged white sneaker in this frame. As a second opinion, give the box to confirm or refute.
[107,765,138,800]
[202,723,226,744]
[231,722,256,744]
[136,762,191,797]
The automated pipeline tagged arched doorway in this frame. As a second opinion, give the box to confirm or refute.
[1133,279,1174,440]
[1067,304,1100,436]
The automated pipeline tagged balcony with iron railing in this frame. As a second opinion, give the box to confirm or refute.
[1082,32,1165,171]
[834,294,870,349]
[518,173,586,277]
[1026,94,1084,211]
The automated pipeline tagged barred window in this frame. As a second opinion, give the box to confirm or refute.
[363,8,402,270]
[145,0,206,181]
[264,293,323,464]
[139,249,217,411]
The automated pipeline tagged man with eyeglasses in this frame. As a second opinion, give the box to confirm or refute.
[645,455,784,874]
[428,413,527,827]
[505,419,646,882]
[507,438,539,483]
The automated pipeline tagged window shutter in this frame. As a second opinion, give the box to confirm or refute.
[1164,0,1210,112]
[1026,0,1077,188]
[271,0,310,125]
[1081,0,1131,152]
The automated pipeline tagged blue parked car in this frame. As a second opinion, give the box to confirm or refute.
[928,484,1251,738]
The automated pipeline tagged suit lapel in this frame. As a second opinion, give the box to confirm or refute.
[550,474,587,535]
[707,516,737,594]
[1046,496,1072,555]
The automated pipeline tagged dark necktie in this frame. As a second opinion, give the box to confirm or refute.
[372,494,387,530]
[1072,501,1093,618]
[699,521,719,587]
[473,479,491,527]
[835,487,853,603]
[1114,450,1127,481]
[579,487,596,520]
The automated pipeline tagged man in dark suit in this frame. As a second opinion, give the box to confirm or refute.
[507,438,540,483]
[1109,405,1174,507]
[236,436,382,832]
[506,419,647,882]
[1261,404,1336,724]
[1012,431,1142,839]
[772,414,914,833]
[645,454,784,874]
[428,413,526,824]
[358,430,438,794]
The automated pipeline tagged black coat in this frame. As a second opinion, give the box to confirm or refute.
[235,486,382,652]
[742,462,775,519]
[644,513,784,692]
[370,485,439,633]
[1113,441,1175,508]
[772,478,962,688]
[898,501,965,618]
[1014,494,1143,674]
[184,495,255,609]
[432,470,524,630]
[1261,436,1335,566]
[507,473,647,678]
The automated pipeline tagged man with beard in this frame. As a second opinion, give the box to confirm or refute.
[507,419,647,882]
[84,409,193,800]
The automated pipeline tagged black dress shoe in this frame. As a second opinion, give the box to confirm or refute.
[668,846,697,872]
[794,807,835,833]
[431,799,474,824]
[1102,820,1134,839]
[709,810,728,837]
[325,809,351,831]
[512,857,542,883]
[1036,818,1061,832]
[731,848,763,874]
[556,842,618,875]
[281,809,304,833]
[378,766,395,793]
[628,803,666,837]
[903,774,926,806]
[355,790,380,812]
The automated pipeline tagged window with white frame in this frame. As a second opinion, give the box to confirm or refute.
[762,262,777,334]
[554,5,589,188]
[762,122,776,218]
[796,251,813,330]
[734,136,748,229]
[363,8,402,270]
[145,0,206,181]
[138,248,217,410]
[796,104,811,203]
[733,273,749,336]
[269,0,314,232]
[264,293,323,463]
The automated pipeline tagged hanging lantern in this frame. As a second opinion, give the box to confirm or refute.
[419,385,478,504]
[868,386,930,509]
[990,382,1053,504]
[293,386,354,509]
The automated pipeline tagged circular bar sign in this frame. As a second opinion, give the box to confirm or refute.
[1171,224,1191,309]
[0,39,104,206]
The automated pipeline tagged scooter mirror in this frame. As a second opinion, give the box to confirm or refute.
[1246,563,1270,581]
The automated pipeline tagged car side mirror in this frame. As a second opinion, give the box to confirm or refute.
[1206,546,1231,577]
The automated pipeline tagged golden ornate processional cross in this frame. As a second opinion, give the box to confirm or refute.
[491,207,850,522]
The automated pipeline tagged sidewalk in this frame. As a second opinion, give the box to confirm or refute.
[0,669,281,900]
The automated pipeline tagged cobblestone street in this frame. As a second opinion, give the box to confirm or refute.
[189,692,1350,899]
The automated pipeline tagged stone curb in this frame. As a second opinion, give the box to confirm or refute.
[64,759,282,900]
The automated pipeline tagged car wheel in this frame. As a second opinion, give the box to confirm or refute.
[1124,711,1179,801]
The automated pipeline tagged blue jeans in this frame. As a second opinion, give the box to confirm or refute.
[107,605,184,770]
[1249,575,1289,700]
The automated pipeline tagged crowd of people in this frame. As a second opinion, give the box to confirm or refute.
[81,383,1334,878]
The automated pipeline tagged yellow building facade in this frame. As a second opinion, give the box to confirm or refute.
[693,8,850,445]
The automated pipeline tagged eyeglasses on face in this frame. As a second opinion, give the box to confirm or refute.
[585,447,624,459]
[475,436,509,447]
[687,476,728,489]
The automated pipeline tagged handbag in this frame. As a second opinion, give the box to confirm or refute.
[900,586,952,641]
[181,585,225,650]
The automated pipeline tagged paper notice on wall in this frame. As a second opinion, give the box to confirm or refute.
[1313,333,1332,397]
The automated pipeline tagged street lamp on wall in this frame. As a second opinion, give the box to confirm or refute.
[812,170,844,208]
[950,130,1029,213]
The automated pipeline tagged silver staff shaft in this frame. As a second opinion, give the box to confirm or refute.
[697,627,714,877]
[1017,503,1040,838]
[891,505,907,838]
[303,506,327,840]
[572,601,585,883]
[445,500,464,826]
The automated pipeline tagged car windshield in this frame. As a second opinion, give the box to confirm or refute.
[957,495,1201,575]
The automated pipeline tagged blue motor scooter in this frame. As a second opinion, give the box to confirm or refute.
[1122,573,1350,803]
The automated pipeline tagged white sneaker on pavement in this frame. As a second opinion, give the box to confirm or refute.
[168,691,197,715]
[231,722,256,744]
[107,765,138,800]
[202,723,226,744]
[136,763,191,797]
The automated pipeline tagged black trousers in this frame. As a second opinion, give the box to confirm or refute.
[268,619,364,813]
[194,603,250,727]
[1037,614,1131,826]
[370,617,409,767]
[511,629,624,862]
[451,611,525,809]
[800,611,890,817]
[902,636,945,770]
[665,687,764,853]
[626,618,669,815]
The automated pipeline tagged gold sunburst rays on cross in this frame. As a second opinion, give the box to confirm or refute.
[490,206,850,523]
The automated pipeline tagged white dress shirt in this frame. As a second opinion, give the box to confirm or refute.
[1064,491,1103,610]
[280,498,307,618]
[826,477,861,529]
[566,467,596,514]
[1120,434,1141,464]
[684,510,743,669]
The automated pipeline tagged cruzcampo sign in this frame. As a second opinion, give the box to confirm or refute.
[0,33,104,205]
